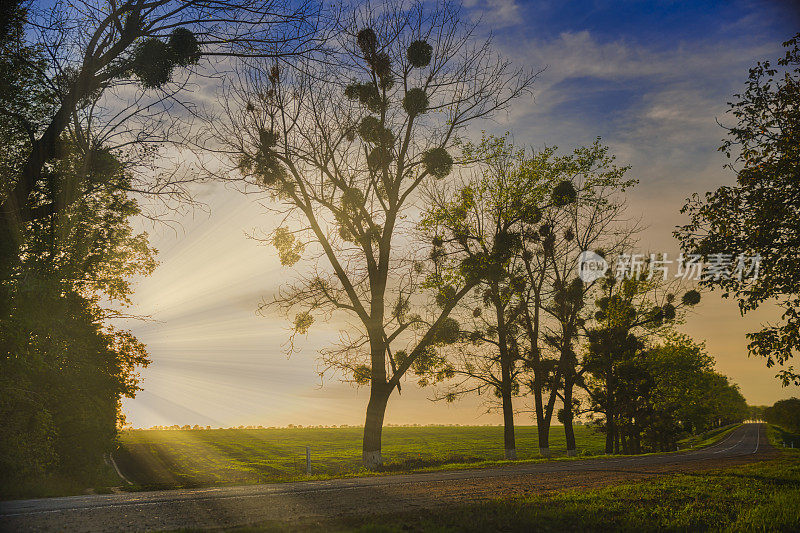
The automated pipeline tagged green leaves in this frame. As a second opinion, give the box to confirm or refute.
[345,82,385,113]
[168,28,200,67]
[682,290,701,306]
[273,227,304,266]
[367,146,393,171]
[407,40,433,67]
[422,147,453,179]
[294,311,314,335]
[131,39,173,88]
[431,317,460,345]
[675,33,800,385]
[402,88,429,116]
[551,180,577,207]
[358,116,394,146]
[357,28,378,56]
[130,28,200,89]
[353,364,372,385]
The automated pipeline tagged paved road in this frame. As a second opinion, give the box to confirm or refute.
[0,423,771,532]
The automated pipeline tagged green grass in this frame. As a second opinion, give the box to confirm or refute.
[116,425,607,490]
[678,423,741,449]
[232,427,800,532]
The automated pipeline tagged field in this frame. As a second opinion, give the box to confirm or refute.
[232,426,800,532]
[115,425,606,489]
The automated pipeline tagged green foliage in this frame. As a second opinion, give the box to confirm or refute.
[585,332,748,453]
[352,365,372,385]
[550,179,577,206]
[293,311,314,335]
[422,147,453,179]
[272,227,304,266]
[168,28,200,67]
[356,28,378,56]
[131,38,174,88]
[0,138,154,487]
[431,317,461,345]
[435,285,457,308]
[765,398,800,433]
[358,116,394,146]
[676,33,800,386]
[344,82,385,113]
[130,29,201,88]
[682,289,701,306]
[367,146,392,171]
[407,40,433,68]
[238,128,288,188]
[402,88,428,116]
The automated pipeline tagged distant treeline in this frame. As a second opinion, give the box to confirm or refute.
[136,423,534,430]
[764,398,800,434]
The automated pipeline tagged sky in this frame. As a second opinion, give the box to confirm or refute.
[119,0,800,428]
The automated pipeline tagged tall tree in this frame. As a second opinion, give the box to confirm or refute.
[676,33,800,386]
[582,271,701,453]
[218,1,535,468]
[519,140,636,456]
[0,136,155,485]
[764,398,800,433]
[422,135,571,460]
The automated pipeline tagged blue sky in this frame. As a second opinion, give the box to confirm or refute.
[120,0,800,428]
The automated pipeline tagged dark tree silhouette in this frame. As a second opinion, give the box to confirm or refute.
[676,33,800,386]
[0,0,323,271]
[217,0,535,468]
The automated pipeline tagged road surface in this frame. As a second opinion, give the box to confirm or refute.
[0,423,771,532]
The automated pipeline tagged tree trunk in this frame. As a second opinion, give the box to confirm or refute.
[563,379,577,456]
[494,293,516,460]
[523,292,550,457]
[605,409,615,454]
[362,382,390,469]
[501,382,517,459]
[536,417,550,457]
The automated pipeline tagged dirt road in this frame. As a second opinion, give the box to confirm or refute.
[0,423,771,532]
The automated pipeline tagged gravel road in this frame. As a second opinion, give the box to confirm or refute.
[0,423,771,532]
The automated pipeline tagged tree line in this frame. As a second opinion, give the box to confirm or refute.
[216,2,751,465]
[764,398,800,434]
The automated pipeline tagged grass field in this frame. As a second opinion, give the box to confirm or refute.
[115,425,607,489]
[233,425,800,532]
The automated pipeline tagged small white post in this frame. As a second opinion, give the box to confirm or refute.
[306,446,311,474]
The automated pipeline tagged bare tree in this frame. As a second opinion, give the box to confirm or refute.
[216,0,535,468]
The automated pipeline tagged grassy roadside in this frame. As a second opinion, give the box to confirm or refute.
[0,424,745,500]
[114,424,742,493]
[234,425,797,532]
[678,423,740,449]
[113,425,606,491]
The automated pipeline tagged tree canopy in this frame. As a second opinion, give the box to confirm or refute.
[676,33,800,386]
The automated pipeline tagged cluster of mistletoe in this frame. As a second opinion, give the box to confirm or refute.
[127,28,201,88]
[344,28,452,181]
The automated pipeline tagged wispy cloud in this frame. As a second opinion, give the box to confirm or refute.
[463,0,522,29]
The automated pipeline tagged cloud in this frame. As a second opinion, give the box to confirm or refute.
[463,0,522,29]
